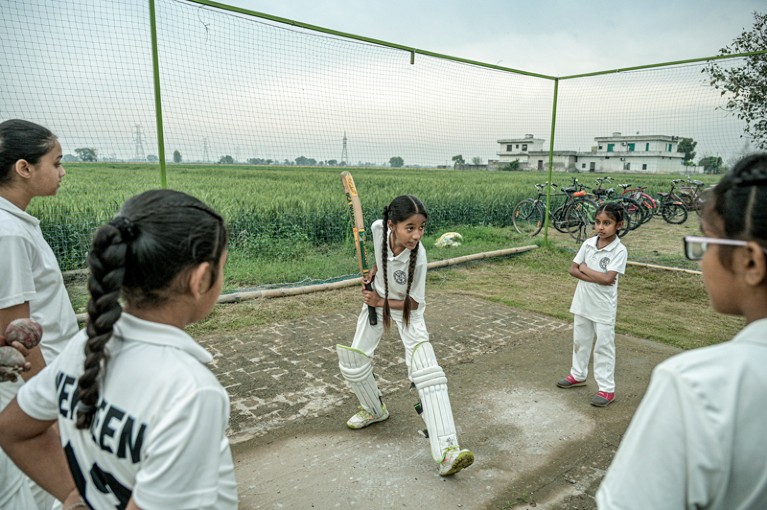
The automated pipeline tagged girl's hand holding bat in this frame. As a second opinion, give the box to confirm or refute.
[362,288,382,308]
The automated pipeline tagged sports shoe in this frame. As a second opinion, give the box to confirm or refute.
[591,391,616,407]
[556,374,586,388]
[346,404,389,429]
[439,446,475,477]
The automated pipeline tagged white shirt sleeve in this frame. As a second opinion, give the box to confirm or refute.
[408,252,427,305]
[606,245,628,275]
[572,240,588,265]
[132,388,232,510]
[596,363,721,509]
[0,234,37,309]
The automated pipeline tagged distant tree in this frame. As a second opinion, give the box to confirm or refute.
[677,138,697,162]
[704,11,767,149]
[389,156,404,168]
[146,154,158,162]
[62,154,79,163]
[218,155,234,164]
[451,154,465,169]
[471,157,483,165]
[699,155,724,174]
[295,156,317,166]
[74,148,97,162]
[327,159,338,166]
[173,150,182,163]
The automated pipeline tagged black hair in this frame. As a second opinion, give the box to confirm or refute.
[703,152,767,268]
[76,189,228,429]
[0,119,58,186]
[596,202,624,224]
[380,195,428,329]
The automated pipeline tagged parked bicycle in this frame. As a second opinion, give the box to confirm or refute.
[581,177,638,236]
[618,183,657,225]
[655,180,689,224]
[678,176,707,216]
[512,181,597,243]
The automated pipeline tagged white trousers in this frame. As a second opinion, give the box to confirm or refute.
[351,304,429,378]
[570,314,616,393]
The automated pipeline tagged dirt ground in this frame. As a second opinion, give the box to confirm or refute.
[194,287,682,510]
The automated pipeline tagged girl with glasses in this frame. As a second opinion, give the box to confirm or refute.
[597,152,767,509]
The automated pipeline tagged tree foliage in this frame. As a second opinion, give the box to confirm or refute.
[219,155,234,164]
[703,11,767,149]
[389,156,404,168]
[74,148,97,162]
[295,156,317,166]
[451,154,465,169]
[173,150,182,163]
[677,138,697,162]
[699,156,724,174]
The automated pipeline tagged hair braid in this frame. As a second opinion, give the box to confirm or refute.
[381,206,392,330]
[76,224,127,429]
[402,242,419,327]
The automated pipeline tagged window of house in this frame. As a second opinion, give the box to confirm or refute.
[642,164,647,170]
[667,143,672,152]
[607,144,615,152]
[582,163,586,169]
[522,144,528,151]
[628,143,635,152]
[598,145,603,150]
[516,144,519,148]
[624,162,630,170]
[507,145,513,151]
[645,143,650,151]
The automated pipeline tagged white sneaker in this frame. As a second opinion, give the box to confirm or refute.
[346,404,389,430]
[439,446,474,476]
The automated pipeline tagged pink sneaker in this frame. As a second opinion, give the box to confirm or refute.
[556,374,586,388]
[591,391,615,407]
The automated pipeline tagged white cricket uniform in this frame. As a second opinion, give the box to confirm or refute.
[597,318,767,509]
[568,236,627,392]
[17,313,238,510]
[0,196,79,509]
[351,219,428,371]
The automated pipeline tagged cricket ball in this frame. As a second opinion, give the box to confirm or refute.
[0,346,25,371]
[4,318,43,349]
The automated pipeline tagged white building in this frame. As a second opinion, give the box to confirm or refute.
[493,132,690,173]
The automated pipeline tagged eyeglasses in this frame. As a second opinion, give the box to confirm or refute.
[683,235,767,261]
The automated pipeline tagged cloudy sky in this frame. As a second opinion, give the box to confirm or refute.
[224,0,762,76]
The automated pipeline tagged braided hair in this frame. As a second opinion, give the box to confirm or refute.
[76,189,228,429]
[380,195,428,329]
[0,119,57,186]
[703,152,767,268]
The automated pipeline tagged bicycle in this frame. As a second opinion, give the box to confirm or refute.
[581,177,638,236]
[512,181,597,243]
[618,183,657,225]
[678,176,707,216]
[655,180,688,224]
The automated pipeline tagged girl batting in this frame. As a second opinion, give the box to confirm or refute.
[597,153,767,508]
[557,202,628,407]
[336,195,474,476]
[0,189,237,509]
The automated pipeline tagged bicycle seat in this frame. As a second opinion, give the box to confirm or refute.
[563,187,576,193]
[619,184,630,189]
[692,180,704,186]
[657,192,669,197]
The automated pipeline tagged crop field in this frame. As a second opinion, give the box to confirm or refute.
[34,163,720,291]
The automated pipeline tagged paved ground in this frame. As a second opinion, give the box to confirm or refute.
[196,291,682,509]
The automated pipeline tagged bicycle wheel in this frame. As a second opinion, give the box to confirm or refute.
[617,197,644,232]
[512,199,544,236]
[563,204,591,243]
[551,204,573,233]
[661,203,688,224]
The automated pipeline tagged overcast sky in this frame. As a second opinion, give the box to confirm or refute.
[224,0,762,76]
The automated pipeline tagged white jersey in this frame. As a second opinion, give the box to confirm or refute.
[17,313,238,510]
[569,236,627,325]
[597,318,767,509]
[370,219,427,313]
[0,196,79,363]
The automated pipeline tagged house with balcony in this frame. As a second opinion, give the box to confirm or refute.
[492,132,689,173]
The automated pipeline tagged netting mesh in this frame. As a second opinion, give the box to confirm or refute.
[0,0,757,286]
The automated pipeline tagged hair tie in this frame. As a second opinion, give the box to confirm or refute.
[77,402,96,414]
[110,216,138,242]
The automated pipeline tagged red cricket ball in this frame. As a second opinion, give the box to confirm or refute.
[4,318,43,349]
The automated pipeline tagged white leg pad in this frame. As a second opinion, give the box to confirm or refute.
[410,341,458,461]
[337,344,384,417]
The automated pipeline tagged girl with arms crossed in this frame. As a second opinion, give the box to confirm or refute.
[336,195,474,476]
[0,189,237,509]
[597,153,767,509]
[557,203,627,407]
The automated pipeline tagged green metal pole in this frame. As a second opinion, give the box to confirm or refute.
[148,0,167,188]
[543,78,559,246]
